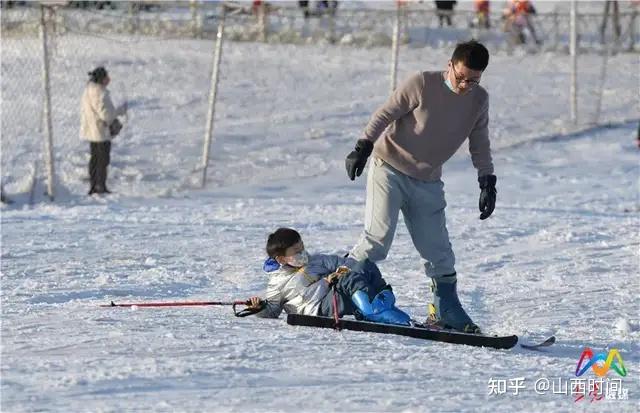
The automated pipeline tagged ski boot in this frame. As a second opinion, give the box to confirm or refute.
[352,289,411,326]
[430,273,481,334]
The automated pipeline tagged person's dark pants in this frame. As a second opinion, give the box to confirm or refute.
[319,259,389,317]
[438,14,452,27]
[89,141,111,193]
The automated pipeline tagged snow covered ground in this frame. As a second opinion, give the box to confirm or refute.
[2,33,639,412]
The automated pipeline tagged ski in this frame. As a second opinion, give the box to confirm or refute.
[286,314,519,350]
[421,320,556,351]
[519,335,556,350]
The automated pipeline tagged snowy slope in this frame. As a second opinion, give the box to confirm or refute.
[2,37,639,412]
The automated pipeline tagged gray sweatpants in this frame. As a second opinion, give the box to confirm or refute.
[350,157,456,278]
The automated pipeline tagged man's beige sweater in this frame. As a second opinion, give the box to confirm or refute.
[363,71,494,181]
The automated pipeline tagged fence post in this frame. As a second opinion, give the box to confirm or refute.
[629,6,639,51]
[552,7,559,51]
[592,43,610,126]
[200,4,226,188]
[389,2,401,94]
[328,6,336,43]
[128,2,137,34]
[257,2,267,42]
[569,0,578,125]
[39,5,55,201]
[190,0,202,38]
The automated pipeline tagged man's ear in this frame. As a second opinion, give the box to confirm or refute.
[274,256,286,265]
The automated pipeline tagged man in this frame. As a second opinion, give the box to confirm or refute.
[80,66,126,195]
[345,40,497,333]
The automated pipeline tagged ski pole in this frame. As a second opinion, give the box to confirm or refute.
[100,300,262,317]
[102,300,244,308]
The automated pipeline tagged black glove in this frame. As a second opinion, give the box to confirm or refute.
[345,139,374,180]
[478,174,497,220]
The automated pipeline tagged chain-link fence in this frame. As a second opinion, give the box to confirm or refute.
[2,3,220,201]
[1,1,637,202]
[3,2,638,49]
[2,6,47,201]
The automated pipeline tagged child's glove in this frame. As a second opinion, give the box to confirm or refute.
[326,266,350,285]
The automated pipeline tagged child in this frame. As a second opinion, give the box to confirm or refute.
[248,228,411,326]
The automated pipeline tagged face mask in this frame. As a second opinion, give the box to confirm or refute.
[444,75,456,93]
[286,250,309,268]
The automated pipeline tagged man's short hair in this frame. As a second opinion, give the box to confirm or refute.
[88,66,108,83]
[451,40,489,71]
[266,228,301,258]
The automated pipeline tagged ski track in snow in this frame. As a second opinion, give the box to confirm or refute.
[1,39,639,412]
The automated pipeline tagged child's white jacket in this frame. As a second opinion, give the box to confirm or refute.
[256,254,356,318]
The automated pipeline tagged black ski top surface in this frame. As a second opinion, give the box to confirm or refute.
[286,314,518,350]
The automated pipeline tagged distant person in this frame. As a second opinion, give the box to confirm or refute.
[473,0,490,29]
[298,0,337,19]
[69,1,114,10]
[503,0,540,45]
[345,40,495,333]
[95,1,114,10]
[252,0,270,15]
[80,66,126,195]
[247,228,411,326]
[317,0,338,17]
[434,1,457,27]
[1,1,27,8]
[298,0,311,19]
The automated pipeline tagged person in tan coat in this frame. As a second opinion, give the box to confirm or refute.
[80,66,126,195]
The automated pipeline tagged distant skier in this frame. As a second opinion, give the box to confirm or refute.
[80,66,127,195]
[472,0,490,29]
[345,40,496,333]
[247,228,411,325]
[502,0,540,46]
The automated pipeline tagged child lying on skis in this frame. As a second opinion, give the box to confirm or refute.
[247,227,411,325]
